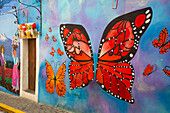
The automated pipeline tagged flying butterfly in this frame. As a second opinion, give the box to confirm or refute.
[45,33,50,41]
[52,36,57,42]
[57,48,64,56]
[143,64,157,76]
[152,28,170,54]
[49,27,52,32]
[50,47,56,57]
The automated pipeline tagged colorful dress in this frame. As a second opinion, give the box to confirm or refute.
[12,55,19,90]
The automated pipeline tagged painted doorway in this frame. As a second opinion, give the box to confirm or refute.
[28,39,36,92]
[20,38,39,102]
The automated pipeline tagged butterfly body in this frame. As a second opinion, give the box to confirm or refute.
[60,7,153,103]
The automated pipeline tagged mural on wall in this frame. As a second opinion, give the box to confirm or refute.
[152,28,170,54]
[0,34,20,95]
[45,61,66,96]
[39,0,170,113]
[0,0,20,95]
[59,7,153,103]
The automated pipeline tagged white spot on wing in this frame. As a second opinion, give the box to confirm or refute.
[146,13,151,19]
[130,54,133,58]
[145,9,150,14]
[145,19,150,24]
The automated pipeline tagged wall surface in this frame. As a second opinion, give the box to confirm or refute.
[0,0,20,95]
[38,0,170,113]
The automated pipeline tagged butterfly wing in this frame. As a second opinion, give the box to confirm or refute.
[160,41,170,54]
[152,39,162,48]
[160,46,168,54]
[96,7,153,103]
[163,68,170,77]
[50,52,54,57]
[56,62,66,96]
[52,47,56,53]
[60,24,94,89]
[45,61,55,93]
[45,37,48,41]
[159,28,168,45]
[46,34,49,39]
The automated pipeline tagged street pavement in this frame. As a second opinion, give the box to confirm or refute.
[0,91,71,113]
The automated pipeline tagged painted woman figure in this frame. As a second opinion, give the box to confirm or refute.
[11,47,19,92]
[0,45,6,84]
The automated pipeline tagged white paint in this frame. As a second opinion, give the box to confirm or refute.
[20,36,39,102]
[146,13,151,19]
[130,53,133,58]
[145,9,150,14]
[145,19,150,24]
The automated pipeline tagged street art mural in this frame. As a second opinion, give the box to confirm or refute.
[38,0,170,113]
[0,0,20,95]
[0,34,20,95]
[59,7,153,104]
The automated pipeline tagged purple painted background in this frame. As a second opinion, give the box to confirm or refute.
[39,0,170,113]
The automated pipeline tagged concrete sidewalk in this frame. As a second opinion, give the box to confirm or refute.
[0,91,71,113]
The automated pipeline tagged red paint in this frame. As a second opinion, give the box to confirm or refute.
[135,14,146,27]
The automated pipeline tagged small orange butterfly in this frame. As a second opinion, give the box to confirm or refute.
[52,36,57,42]
[57,48,64,56]
[50,47,56,57]
[45,61,66,96]
[45,33,49,41]
[49,27,52,32]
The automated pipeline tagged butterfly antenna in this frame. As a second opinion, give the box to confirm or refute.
[165,66,170,69]
[51,60,55,70]
[166,39,170,43]
[56,61,60,70]
[152,64,157,73]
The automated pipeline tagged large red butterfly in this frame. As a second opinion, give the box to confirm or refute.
[60,7,153,104]
[152,28,170,54]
